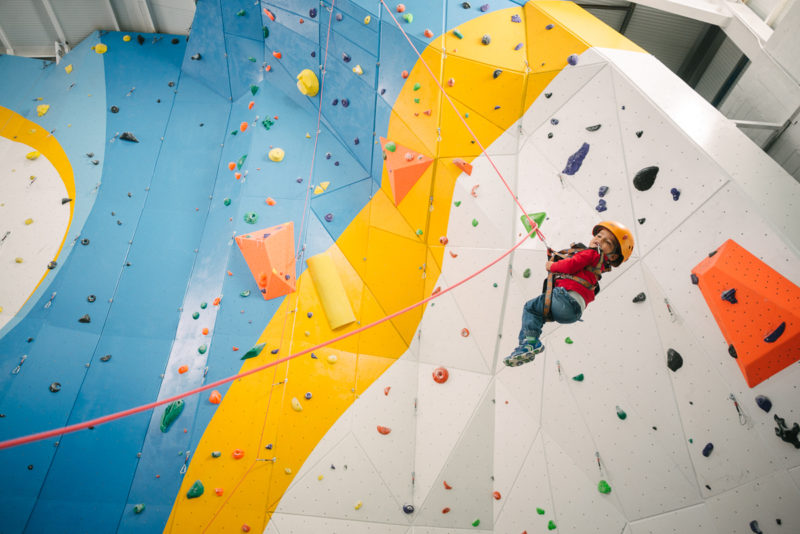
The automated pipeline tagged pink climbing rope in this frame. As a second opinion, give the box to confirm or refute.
[0,226,537,451]
[377,0,548,245]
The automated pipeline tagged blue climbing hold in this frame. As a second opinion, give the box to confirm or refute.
[562,143,590,176]
[598,185,609,197]
[755,395,772,412]
[671,187,681,201]
[702,443,713,457]
[567,54,579,65]
[721,288,737,304]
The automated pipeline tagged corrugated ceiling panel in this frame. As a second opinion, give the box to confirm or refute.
[151,0,195,35]
[746,0,778,20]
[622,4,708,73]
[51,0,116,46]
[583,6,626,31]
[694,36,744,105]
[0,0,56,48]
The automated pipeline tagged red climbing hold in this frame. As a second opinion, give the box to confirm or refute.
[377,425,392,435]
[443,480,453,489]
[384,386,391,396]
[396,4,406,13]
[424,29,434,38]
[209,390,222,404]
[442,507,451,513]
[241,525,251,532]
[433,367,449,384]
[401,70,409,79]
[272,51,282,59]
[493,491,501,500]
[461,328,470,337]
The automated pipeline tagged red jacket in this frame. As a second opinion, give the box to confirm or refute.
[548,248,607,306]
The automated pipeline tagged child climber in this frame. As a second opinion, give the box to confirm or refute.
[504,221,634,367]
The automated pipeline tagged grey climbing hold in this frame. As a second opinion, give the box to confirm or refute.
[562,143,589,176]
[632,292,646,303]
[633,166,658,191]
[667,348,683,372]
[78,314,91,323]
[702,442,713,457]
[481,34,491,45]
[721,288,737,304]
[49,382,61,392]
[755,395,772,412]
[120,132,139,143]
[586,124,601,132]
[190,53,201,60]
[87,295,96,302]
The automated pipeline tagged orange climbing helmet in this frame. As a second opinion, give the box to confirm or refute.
[593,220,634,266]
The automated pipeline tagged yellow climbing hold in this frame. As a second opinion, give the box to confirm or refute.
[355,501,363,510]
[64,64,73,74]
[94,43,108,54]
[353,64,364,75]
[24,218,33,225]
[26,151,40,160]
[305,132,311,138]
[317,475,324,481]
[296,68,320,97]
[37,104,50,117]
[313,181,330,194]
[291,397,303,412]
[15,257,23,263]
[268,147,285,162]
[123,35,131,42]
[284,468,292,475]
[363,15,371,24]
[327,354,338,364]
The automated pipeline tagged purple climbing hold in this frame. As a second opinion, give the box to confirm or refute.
[755,395,772,412]
[545,24,554,30]
[354,137,359,145]
[514,42,523,50]
[596,203,607,213]
[311,51,316,57]
[380,88,386,95]
[341,98,350,107]
[562,142,590,176]
[307,312,313,318]
[511,14,521,22]
[332,98,339,106]
[325,152,332,159]
[567,54,578,65]
[550,118,559,125]
[336,13,343,21]
[309,8,317,18]
[325,213,334,222]
[598,185,609,197]
[702,443,713,457]
[671,187,681,200]
[721,288,737,304]
[480,4,489,12]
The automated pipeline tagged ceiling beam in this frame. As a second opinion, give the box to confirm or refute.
[0,21,14,55]
[106,0,121,31]
[39,0,68,50]
[677,25,725,88]
[141,0,157,34]
[619,3,637,35]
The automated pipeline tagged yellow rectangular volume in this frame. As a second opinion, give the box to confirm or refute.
[306,251,357,330]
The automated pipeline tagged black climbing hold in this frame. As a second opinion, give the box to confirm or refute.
[110,105,119,113]
[47,261,57,269]
[28,465,34,470]
[342,52,351,63]
[547,132,553,139]
[777,518,782,525]
[62,198,73,204]
[49,382,61,392]
[310,51,315,57]
[87,152,94,157]
[91,160,99,165]
[461,2,471,8]
[354,137,359,145]
[544,92,552,98]
[100,354,112,362]
[667,348,683,372]
[708,250,717,257]
[774,414,800,448]
[598,185,609,197]
[309,7,317,18]
[137,35,145,45]
[755,395,772,412]
[691,273,699,285]
[120,132,139,143]
[562,142,589,176]
[545,23,554,30]
[493,69,502,78]
[481,34,491,45]
[403,504,415,514]
[87,295,96,303]
[764,322,785,343]
[633,166,658,191]
[632,292,646,303]
[341,98,349,107]
[81,238,90,245]
[191,53,202,60]
[635,130,643,138]
[78,314,91,323]
[701,443,713,457]
[721,288,737,304]
[728,344,737,359]
[638,218,646,224]
[586,124,601,132]
[749,520,763,534]
[168,81,175,87]
[332,98,339,106]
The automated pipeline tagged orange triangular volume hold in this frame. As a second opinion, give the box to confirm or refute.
[691,239,800,387]
[380,137,433,206]
[453,158,473,176]
[235,222,296,300]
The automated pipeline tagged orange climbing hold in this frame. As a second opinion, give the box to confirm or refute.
[215,488,224,496]
[248,101,254,109]
[240,121,248,132]
[380,137,433,206]
[433,367,449,383]
[377,425,392,435]
[178,365,189,374]
[232,448,245,459]
[401,70,409,79]
[493,491,501,500]
[272,51,282,59]
[266,197,276,206]
[453,158,473,176]
[263,8,275,20]
[396,4,405,13]
[235,172,242,179]
[228,162,236,171]
[442,507,450,513]
[209,390,222,404]
[235,222,296,300]
[202,328,209,335]
[213,297,221,306]
[384,386,391,396]
[692,239,800,387]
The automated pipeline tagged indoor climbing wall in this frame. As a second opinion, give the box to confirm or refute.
[0,1,799,534]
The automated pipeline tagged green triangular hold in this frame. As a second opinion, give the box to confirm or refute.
[548,519,557,530]
[187,480,204,499]
[250,85,259,96]
[241,342,266,360]
[520,212,547,234]
[572,373,584,382]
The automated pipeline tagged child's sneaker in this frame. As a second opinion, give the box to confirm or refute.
[503,339,544,367]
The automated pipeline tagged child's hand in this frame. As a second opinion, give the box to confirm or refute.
[545,260,554,271]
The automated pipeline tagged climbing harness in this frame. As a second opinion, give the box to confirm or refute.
[542,244,605,321]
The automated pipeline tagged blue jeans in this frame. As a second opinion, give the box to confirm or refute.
[518,287,583,345]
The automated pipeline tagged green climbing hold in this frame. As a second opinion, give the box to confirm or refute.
[413,83,421,91]
[453,29,464,39]
[689,438,693,443]
[471,519,480,527]
[262,117,274,130]
[200,302,207,309]
[240,290,250,297]
[598,480,612,494]
[472,218,479,227]
[565,337,573,344]
[536,507,545,515]
[403,13,413,23]
[223,198,231,206]
[247,56,256,62]
[236,9,246,16]
[160,400,184,432]
[572,373,584,382]
[523,268,531,278]
[244,211,258,224]
[133,503,145,514]
[414,98,420,103]
[520,212,547,234]
[548,520,557,530]
[198,344,207,355]
[187,480,204,499]
[237,154,247,169]
[250,85,259,96]
[192,312,199,320]
[385,141,396,152]
[211,451,221,458]
[493,283,498,288]
[454,200,461,207]
[416,229,423,235]
[616,406,627,420]
[263,26,269,38]
[241,342,266,360]
[231,130,238,136]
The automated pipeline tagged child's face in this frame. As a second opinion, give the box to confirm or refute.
[591,228,620,262]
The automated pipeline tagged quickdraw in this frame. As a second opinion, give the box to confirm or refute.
[542,244,605,321]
